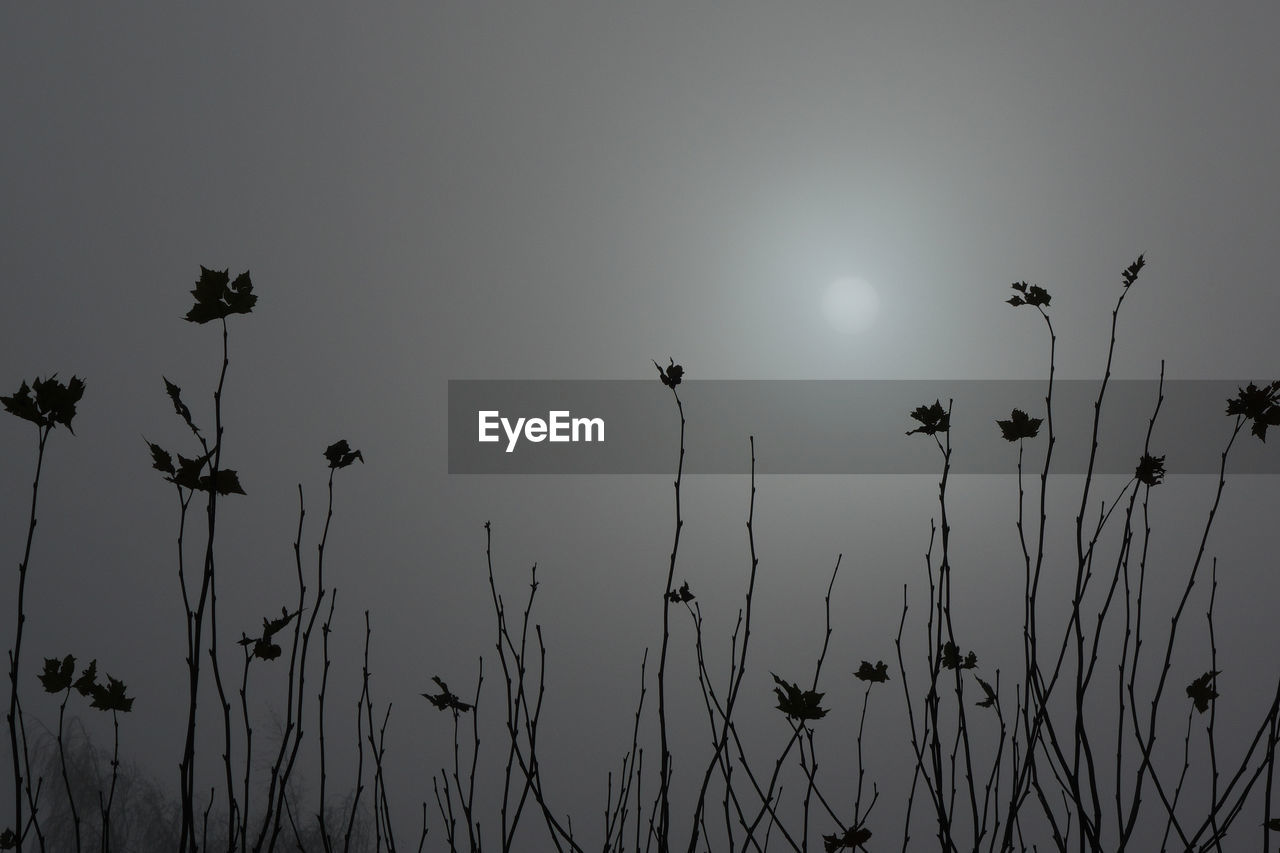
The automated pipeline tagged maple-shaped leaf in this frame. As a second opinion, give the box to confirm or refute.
[185,266,257,324]
[1226,381,1280,442]
[653,358,684,388]
[1186,670,1220,714]
[823,825,872,851]
[90,675,134,713]
[2,375,86,433]
[146,440,176,475]
[771,673,827,722]
[171,450,213,490]
[854,660,889,684]
[0,828,15,849]
[1121,254,1146,288]
[942,642,978,671]
[38,655,75,694]
[1135,453,1166,486]
[665,581,694,603]
[324,439,364,469]
[423,676,473,713]
[997,408,1042,442]
[73,659,98,698]
[34,374,86,432]
[1,382,39,424]
[1008,280,1051,309]
[976,676,997,709]
[906,400,950,436]
[198,468,246,496]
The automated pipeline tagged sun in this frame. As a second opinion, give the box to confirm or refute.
[822,276,880,334]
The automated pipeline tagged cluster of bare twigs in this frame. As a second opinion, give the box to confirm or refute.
[4,256,1280,851]
[422,257,1280,852]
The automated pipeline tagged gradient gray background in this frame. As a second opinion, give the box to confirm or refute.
[2,3,1278,849]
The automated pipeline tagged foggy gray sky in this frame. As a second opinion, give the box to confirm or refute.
[2,3,1279,849]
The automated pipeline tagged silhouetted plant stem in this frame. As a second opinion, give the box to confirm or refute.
[238,642,253,853]
[484,523,537,851]
[172,480,195,853]
[201,786,213,853]
[895,584,924,853]
[7,421,50,853]
[369,699,395,853]
[656,378,685,853]
[1068,278,1140,852]
[685,436,761,853]
[603,651,646,852]
[97,709,120,853]
[416,802,429,853]
[269,463,341,852]
[1158,706,1195,851]
[251,487,307,853]
[177,317,233,853]
[317,589,338,853]
[51,680,81,852]
[1128,415,1244,844]
[342,612,371,853]
[1206,558,1223,853]
[1261,704,1277,852]
[207,318,237,852]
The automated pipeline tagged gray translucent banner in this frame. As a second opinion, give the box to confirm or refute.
[447,380,1279,475]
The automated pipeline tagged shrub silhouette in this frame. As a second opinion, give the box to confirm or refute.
[3,257,1280,852]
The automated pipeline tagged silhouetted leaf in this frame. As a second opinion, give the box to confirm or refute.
[1226,381,1280,442]
[1135,453,1166,486]
[772,673,827,722]
[324,439,364,469]
[163,376,200,435]
[854,660,889,684]
[976,676,997,709]
[653,358,683,388]
[238,608,296,660]
[89,675,134,713]
[423,676,473,713]
[906,400,950,436]
[1008,280,1051,308]
[665,581,694,603]
[198,468,245,496]
[1187,670,1219,714]
[261,607,296,639]
[1121,254,1146,288]
[1,382,39,425]
[0,827,15,849]
[146,440,176,475]
[1263,817,1280,831]
[172,450,213,490]
[38,655,75,694]
[185,266,256,323]
[823,825,872,850]
[73,660,98,697]
[942,642,978,671]
[2,375,85,432]
[253,638,282,661]
[997,408,1042,442]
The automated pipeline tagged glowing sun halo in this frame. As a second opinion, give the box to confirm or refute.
[822,276,880,334]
